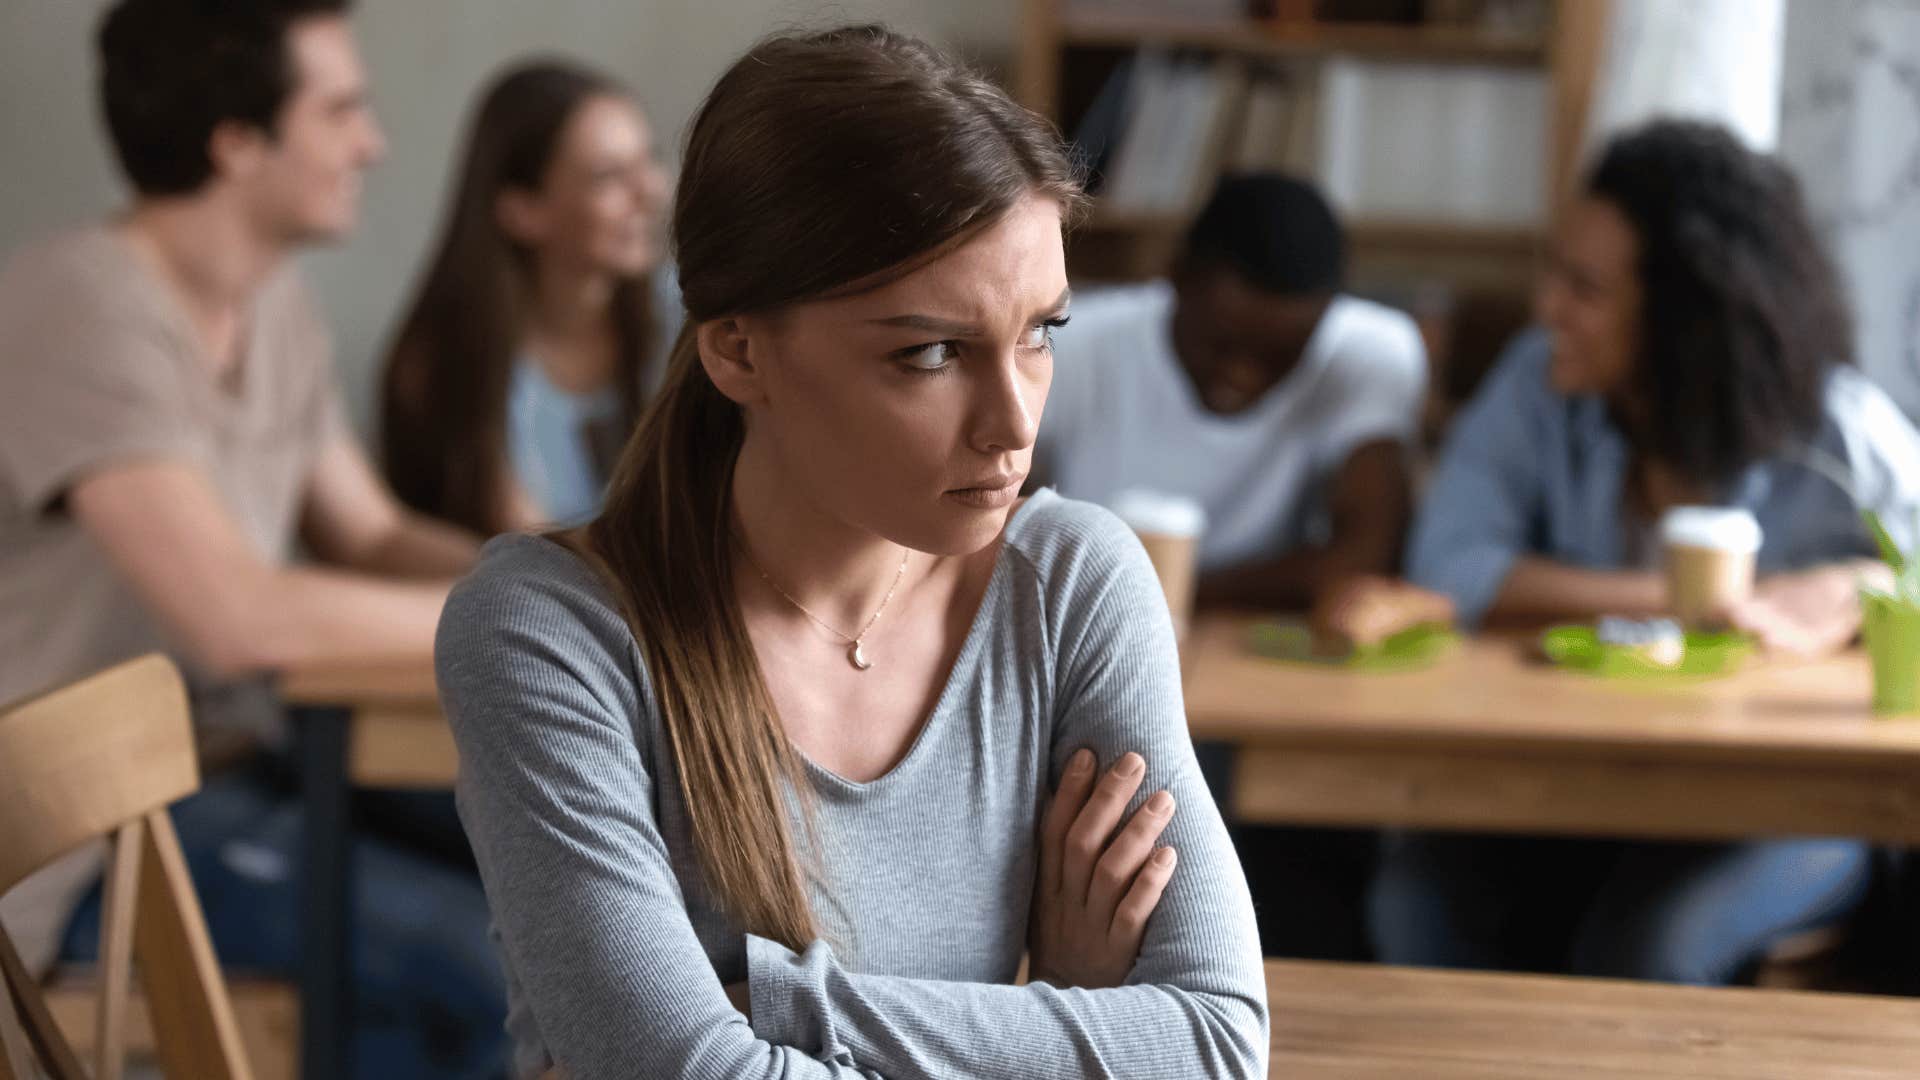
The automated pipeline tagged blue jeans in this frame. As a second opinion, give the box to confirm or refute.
[59,770,508,1079]
[1369,833,1872,984]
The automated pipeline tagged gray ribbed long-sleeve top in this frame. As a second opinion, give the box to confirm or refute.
[435,488,1269,1079]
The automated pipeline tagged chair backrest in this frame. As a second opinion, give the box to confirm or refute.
[0,655,252,1080]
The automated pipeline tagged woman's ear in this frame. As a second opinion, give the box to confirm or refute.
[698,317,764,406]
[495,187,546,247]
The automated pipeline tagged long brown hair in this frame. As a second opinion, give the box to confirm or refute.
[584,25,1082,950]
[380,60,656,535]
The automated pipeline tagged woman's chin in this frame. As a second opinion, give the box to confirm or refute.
[894,503,1016,559]
[1549,355,1593,396]
[593,240,658,278]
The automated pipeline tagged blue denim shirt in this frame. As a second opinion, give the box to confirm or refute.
[1410,329,1920,626]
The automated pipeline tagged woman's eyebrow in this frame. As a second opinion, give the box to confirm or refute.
[1033,286,1072,320]
[869,287,1075,337]
[869,312,984,336]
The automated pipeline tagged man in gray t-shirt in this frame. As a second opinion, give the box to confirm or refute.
[0,229,347,740]
[0,2,502,1075]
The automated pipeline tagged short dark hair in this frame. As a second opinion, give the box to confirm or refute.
[1181,172,1346,294]
[96,0,353,196]
[1587,119,1852,488]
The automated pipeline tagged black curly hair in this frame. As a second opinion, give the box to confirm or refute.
[1587,119,1852,490]
[97,0,353,196]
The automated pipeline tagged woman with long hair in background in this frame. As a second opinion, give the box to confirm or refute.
[382,60,675,535]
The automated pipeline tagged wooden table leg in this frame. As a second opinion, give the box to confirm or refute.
[292,705,352,1080]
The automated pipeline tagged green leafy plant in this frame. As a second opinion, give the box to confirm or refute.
[1860,510,1920,715]
[1860,509,1920,609]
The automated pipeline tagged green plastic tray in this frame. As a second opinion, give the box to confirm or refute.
[1246,619,1458,672]
[1540,625,1753,679]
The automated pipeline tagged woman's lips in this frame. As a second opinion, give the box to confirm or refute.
[945,478,1022,509]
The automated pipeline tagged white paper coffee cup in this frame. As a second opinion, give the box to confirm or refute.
[1660,507,1762,628]
[1109,489,1206,643]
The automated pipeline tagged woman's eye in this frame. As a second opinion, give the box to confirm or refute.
[1024,315,1069,350]
[899,341,960,372]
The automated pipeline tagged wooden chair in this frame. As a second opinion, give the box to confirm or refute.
[0,654,251,1080]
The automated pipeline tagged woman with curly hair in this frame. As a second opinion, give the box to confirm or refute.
[1372,119,1920,984]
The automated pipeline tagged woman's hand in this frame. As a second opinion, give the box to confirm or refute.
[1028,749,1178,989]
[1727,561,1890,657]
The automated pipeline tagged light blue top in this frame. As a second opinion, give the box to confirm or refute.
[504,359,621,526]
[1409,329,1920,626]
[503,267,683,526]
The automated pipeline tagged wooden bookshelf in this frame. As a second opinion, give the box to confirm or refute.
[1349,220,1544,254]
[1054,10,1550,75]
[1066,217,1542,289]
[1085,207,1542,250]
[1019,0,1608,290]
[1079,206,1191,232]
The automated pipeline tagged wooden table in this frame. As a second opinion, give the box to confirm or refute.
[277,620,1920,1076]
[279,657,446,1080]
[1187,616,1920,843]
[281,657,452,789]
[1265,959,1920,1077]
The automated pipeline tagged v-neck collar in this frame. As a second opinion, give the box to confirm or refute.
[798,491,1051,796]
[100,223,266,408]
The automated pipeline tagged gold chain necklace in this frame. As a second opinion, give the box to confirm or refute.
[740,544,910,671]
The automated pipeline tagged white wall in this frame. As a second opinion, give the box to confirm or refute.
[0,0,1019,432]
[1779,0,1920,419]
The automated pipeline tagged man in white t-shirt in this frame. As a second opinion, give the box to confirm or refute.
[1038,174,1427,962]
[1039,173,1426,611]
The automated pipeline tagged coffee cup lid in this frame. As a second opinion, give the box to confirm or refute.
[1109,488,1206,538]
[1660,506,1762,553]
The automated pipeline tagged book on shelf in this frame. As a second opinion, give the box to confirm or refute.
[1093,51,1245,215]
[1061,0,1252,19]
[1095,50,1178,211]
[1162,59,1248,210]
[1226,66,1320,176]
[1070,45,1545,230]
[1228,70,1290,172]
[1080,55,1315,218]
[1317,57,1546,227]
[1421,0,1552,33]
[1068,53,1137,191]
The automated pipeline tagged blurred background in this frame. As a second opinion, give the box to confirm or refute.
[5,3,1920,1077]
[0,0,1020,435]
[4,0,1914,439]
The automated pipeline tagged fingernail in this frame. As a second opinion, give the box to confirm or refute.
[1154,847,1177,868]
[1119,752,1145,777]
[1148,790,1174,814]
[1069,749,1093,775]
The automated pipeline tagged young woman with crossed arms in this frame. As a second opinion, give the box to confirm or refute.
[436,25,1267,1079]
